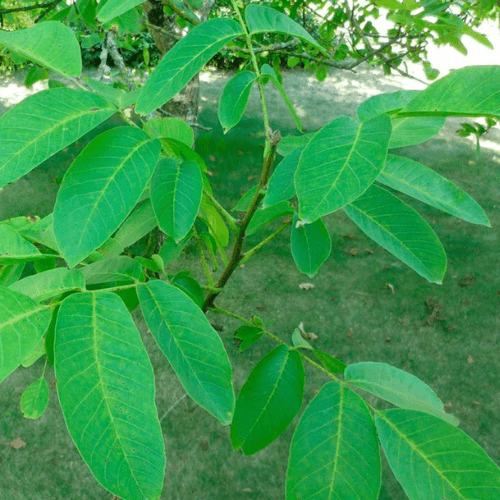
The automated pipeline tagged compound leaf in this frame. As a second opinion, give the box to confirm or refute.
[138,280,234,425]
[21,377,49,420]
[296,115,391,223]
[151,159,203,242]
[136,19,243,115]
[376,409,500,500]
[0,22,81,77]
[287,382,381,500]
[231,345,304,455]
[219,71,256,134]
[344,185,446,284]
[54,127,161,267]
[0,89,115,188]
[378,155,490,226]
[55,292,165,500]
[0,286,52,383]
[345,362,458,426]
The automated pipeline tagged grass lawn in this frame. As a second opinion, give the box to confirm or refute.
[0,68,499,500]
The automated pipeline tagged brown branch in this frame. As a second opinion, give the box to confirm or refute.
[202,130,281,311]
[0,0,62,15]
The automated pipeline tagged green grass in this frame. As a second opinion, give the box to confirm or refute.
[1,71,500,500]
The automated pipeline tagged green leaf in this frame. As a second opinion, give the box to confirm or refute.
[21,377,50,419]
[344,185,447,284]
[376,409,500,500]
[151,159,203,242]
[0,264,25,286]
[201,197,230,247]
[233,185,259,212]
[53,127,161,267]
[0,225,45,264]
[312,350,346,374]
[296,115,392,223]
[138,280,234,425]
[136,19,243,115]
[357,90,445,148]
[55,292,165,500]
[145,117,195,147]
[80,256,143,285]
[378,155,490,226]
[231,345,304,455]
[25,66,50,88]
[291,328,313,349]
[399,65,500,118]
[260,65,302,132]
[161,138,207,172]
[0,286,52,383]
[245,5,327,55]
[234,325,263,352]
[277,133,314,156]
[97,0,146,23]
[219,71,256,134]
[85,78,140,109]
[10,268,85,303]
[287,382,381,500]
[171,274,204,309]
[0,89,115,188]
[345,362,458,426]
[0,22,81,77]
[291,213,331,278]
[159,232,193,266]
[114,200,158,249]
[263,146,303,207]
[247,202,294,235]
[22,338,46,367]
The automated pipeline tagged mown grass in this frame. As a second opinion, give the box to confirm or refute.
[1,69,499,500]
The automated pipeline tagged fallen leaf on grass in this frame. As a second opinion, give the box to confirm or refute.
[298,321,318,341]
[348,248,359,256]
[467,355,475,364]
[209,155,216,162]
[9,437,26,450]
[459,275,476,287]
[386,283,395,294]
[299,283,315,290]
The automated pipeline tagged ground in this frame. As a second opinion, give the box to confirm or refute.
[0,63,499,500]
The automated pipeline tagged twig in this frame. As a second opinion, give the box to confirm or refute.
[35,0,64,22]
[160,393,188,422]
[96,34,110,81]
[106,31,136,91]
[0,0,62,14]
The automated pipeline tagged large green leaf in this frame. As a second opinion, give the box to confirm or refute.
[114,200,158,249]
[399,65,500,118]
[0,225,45,264]
[0,263,25,286]
[344,185,447,283]
[10,268,85,303]
[245,5,327,55]
[55,292,165,500]
[135,19,243,115]
[295,115,392,223]
[97,0,146,23]
[0,286,52,383]
[378,155,490,226]
[151,159,203,242]
[81,257,143,285]
[356,90,445,148]
[53,127,161,267]
[376,409,500,499]
[21,377,49,420]
[287,382,381,500]
[263,146,303,207]
[145,117,195,148]
[138,280,234,425]
[0,89,115,188]
[247,202,294,235]
[231,345,304,455]
[277,133,314,156]
[345,362,458,426]
[291,213,331,278]
[218,71,256,134]
[0,22,81,77]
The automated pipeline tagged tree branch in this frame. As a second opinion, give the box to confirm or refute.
[0,0,62,15]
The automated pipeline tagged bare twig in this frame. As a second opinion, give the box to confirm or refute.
[106,32,136,91]
[96,34,110,81]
